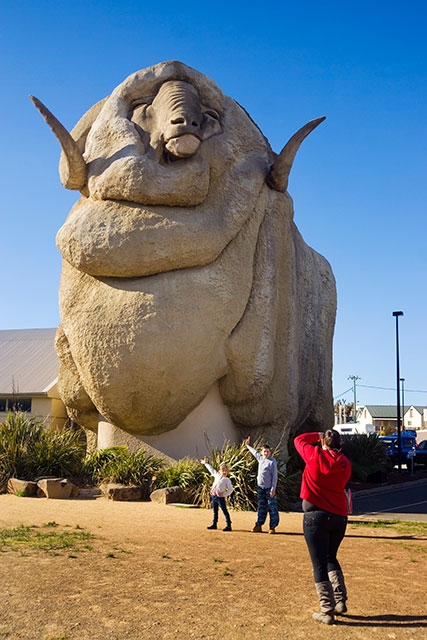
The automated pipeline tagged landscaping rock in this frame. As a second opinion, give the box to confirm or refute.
[100,483,143,501]
[37,478,79,499]
[150,486,191,505]
[7,478,38,497]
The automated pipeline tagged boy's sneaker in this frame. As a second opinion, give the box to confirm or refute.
[268,528,276,534]
[223,525,232,531]
[252,524,262,533]
[207,524,217,530]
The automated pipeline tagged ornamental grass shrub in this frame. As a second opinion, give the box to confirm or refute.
[0,412,86,490]
[153,457,205,503]
[0,412,300,508]
[83,446,165,487]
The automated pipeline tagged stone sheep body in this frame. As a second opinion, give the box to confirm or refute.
[31,60,336,448]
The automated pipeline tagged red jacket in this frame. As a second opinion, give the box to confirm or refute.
[294,432,352,517]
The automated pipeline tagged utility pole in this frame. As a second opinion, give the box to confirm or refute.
[348,375,361,423]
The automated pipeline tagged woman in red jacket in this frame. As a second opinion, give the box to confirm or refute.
[294,429,352,625]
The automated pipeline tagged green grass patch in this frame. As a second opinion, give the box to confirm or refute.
[400,542,427,555]
[0,523,93,554]
[349,519,427,535]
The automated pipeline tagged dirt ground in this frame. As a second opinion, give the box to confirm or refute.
[1,494,427,640]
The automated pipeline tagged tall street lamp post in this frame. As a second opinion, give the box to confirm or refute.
[392,311,404,472]
[400,377,405,431]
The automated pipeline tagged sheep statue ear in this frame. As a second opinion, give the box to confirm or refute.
[266,116,326,192]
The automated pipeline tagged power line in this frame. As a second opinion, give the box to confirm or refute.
[334,387,353,400]
[358,384,427,394]
[334,383,427,401]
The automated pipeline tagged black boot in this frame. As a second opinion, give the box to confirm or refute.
[207,523,217,530]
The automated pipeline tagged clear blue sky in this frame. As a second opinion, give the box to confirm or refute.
[2,0,426,408]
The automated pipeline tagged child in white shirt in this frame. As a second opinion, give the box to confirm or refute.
[201,459,234,531]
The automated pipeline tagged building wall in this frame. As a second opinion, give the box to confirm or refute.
[404,407,424,430]
[360,408,375,426]
[0,396,68,429]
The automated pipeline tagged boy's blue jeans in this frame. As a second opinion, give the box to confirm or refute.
[256,486,279,528]
[211,495,231,526]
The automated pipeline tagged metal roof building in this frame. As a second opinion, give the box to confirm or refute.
[0,328,59,396]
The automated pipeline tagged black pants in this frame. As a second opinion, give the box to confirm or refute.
[303,510,347,582]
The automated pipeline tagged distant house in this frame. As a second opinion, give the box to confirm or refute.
[0,328,67,428]
[402,405,426,430]
[359,405,426,432]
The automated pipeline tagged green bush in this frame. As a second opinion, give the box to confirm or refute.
[154,457,205,502]
[342,433,389,482]
[83,446,164,487]
[82,446,127,484]
[0,412,85,489]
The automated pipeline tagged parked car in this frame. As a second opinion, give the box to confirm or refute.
[414,440,427,468]
[379,431,417,469]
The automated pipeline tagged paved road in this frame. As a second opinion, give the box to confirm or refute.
[352,478,427,522]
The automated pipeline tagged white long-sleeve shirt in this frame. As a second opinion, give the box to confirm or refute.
[202,461,234,498]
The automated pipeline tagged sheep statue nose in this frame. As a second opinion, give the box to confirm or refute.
[165,133,201,157]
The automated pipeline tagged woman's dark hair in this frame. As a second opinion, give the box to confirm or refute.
[323,429,342,451]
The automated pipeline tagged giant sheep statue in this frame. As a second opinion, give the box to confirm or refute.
[31,60,336,454]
